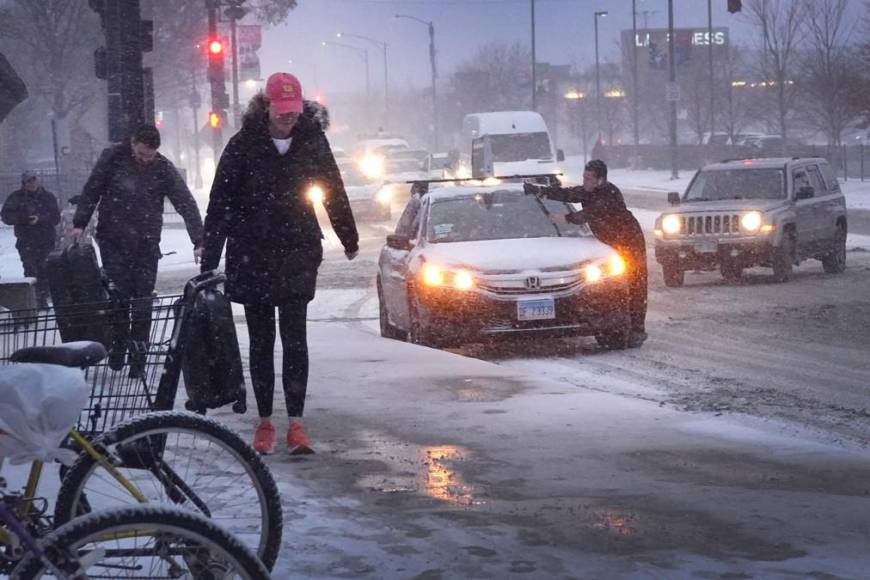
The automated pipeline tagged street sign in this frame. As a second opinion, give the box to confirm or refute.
[238,25,262,82]
[665,82,681,102]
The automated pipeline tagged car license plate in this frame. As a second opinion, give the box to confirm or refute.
[517,297,555,321]
[695,239,718,254]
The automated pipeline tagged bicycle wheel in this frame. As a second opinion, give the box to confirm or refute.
[12,504,269,579]
[54,411,282,570]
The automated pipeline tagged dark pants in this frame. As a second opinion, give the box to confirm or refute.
[99,240,160,364]
[18,243,52,304]
[244,301,309,418]
[614,242,648,334]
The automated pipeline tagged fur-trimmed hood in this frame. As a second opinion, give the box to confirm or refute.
[241,92,331,133]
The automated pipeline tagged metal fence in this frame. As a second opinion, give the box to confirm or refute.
[601,144,870,181]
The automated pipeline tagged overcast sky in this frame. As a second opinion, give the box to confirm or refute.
[255,0,797,99]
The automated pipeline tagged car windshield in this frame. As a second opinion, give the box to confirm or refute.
[685,168,786,201]
[426,189,588,243]
[488,132,552,162]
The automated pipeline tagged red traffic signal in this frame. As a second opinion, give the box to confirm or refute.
[727,0,742,13]
[208,39,224,55]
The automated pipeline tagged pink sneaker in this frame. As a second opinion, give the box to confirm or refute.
[286,422,314,455]
[252,419,276,454]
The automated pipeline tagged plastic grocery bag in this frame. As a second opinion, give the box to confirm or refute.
[0,364,89,465]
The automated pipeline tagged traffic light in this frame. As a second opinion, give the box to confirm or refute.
[727,0,742,13]
[208,110,226,129]
[207,38,226,82]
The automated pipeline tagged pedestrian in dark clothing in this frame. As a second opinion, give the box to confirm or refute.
[525,159,648,347]
[71,124,204,376]
[1,171,60,308]
[201,72,359,455]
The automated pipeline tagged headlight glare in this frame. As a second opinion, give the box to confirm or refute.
[453,270,475,290]
[422,264,444,286]
[375,184,392,204]
[741,211,762,231]
[662,214,682,234]
[584,264,603,283]
[609,254,626,276]
[360,155,384,179]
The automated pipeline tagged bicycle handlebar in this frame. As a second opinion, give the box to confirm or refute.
[185,270,226,296]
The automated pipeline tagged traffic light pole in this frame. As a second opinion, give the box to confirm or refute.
[206,0,223,162]
[230,17,241,128]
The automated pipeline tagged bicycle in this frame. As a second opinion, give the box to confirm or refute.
[0,272,283,570]
[0,342,269,578]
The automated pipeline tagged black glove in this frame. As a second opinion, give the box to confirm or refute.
[566,210,587,226]
[523,182,543,196]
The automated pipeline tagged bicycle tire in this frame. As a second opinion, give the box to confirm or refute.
[53,411,282,571]
[12,504,269,579]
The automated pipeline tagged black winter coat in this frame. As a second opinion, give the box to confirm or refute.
[1,187,60,251]
[543,181,645,252]
[73,144,204,247]
[201,99,359,305]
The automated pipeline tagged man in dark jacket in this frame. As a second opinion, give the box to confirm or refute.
[71,124,204,374]
[201,72,359,455]
[1,171,60,308]
[525,160,648,347]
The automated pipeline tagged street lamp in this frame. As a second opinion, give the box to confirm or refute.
[321,40,371,110]
[336,31,388,129]
[394,14,439,150]
[594,10,608,141]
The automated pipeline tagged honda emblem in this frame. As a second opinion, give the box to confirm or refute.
[524,276,542,290]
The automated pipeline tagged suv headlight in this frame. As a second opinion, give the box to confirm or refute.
[740,211,762,232]
[421,263,476,291]
[662,214,682,235]
[582,254,627,284]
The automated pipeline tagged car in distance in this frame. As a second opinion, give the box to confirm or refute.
[377,183,632,349]
[653,157,847,286]
[336,161,392,221]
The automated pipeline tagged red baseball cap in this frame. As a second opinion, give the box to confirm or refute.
[265,72,304,114]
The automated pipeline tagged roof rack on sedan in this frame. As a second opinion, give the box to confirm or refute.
[395,173,563,195]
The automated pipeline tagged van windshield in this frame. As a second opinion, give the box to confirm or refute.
[488,132,552,162]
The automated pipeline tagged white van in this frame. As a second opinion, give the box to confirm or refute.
[462,111,564,178]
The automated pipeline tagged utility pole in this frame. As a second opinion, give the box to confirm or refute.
[708,0,715,140]
[667,0,679,179]
[90,0,154,143]
[394,15,439,150]
[530,0,537,111]
[631,0,640,165]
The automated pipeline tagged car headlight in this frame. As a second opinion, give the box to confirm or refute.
[360,155,384,179]
[583,254,627,284]
[375,184,392,205]
[661,214,682,235]
[307,184,324,204]
[421,263,475,290]
[740,211,762,232]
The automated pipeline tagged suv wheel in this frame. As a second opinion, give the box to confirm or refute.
[720,259,743,282]
[772,233,795,283]
[662,263,685,287]
[377,278,406,340]
[821,224,846,274]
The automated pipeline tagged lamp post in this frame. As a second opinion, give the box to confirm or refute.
[336,32,388,130]
[321,40,370,113]
[594,10,608,141]
[531,0,537,111]
[394,14,438,150]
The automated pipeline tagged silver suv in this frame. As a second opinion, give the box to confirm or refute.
[653,157,847,286]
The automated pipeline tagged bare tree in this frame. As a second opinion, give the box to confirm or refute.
[800,0,860,147]
[449,42,532,114]
[717,45,761,143]
[744,0,806,150]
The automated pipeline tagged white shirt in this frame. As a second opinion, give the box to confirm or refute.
[272,137,292,155]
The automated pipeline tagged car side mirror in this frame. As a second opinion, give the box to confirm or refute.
[796,185,814,200]
[386,233,412,251]
[556,149,565,162]
[667,192,681,205]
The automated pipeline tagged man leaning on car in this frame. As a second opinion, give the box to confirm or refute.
[525,160,648,348]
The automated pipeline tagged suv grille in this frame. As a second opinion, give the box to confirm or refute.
[682,214,740,236]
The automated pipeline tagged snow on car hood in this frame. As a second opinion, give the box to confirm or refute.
[673,199,788,213]
[421,236,614,273]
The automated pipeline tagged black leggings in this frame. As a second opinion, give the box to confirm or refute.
[244,302,309,418]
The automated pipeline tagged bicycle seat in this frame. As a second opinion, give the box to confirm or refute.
[10,341,107,368]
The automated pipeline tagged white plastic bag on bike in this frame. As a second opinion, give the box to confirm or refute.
[0,364,88,465]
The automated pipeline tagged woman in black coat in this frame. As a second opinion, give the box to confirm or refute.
[201,73,359,455]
